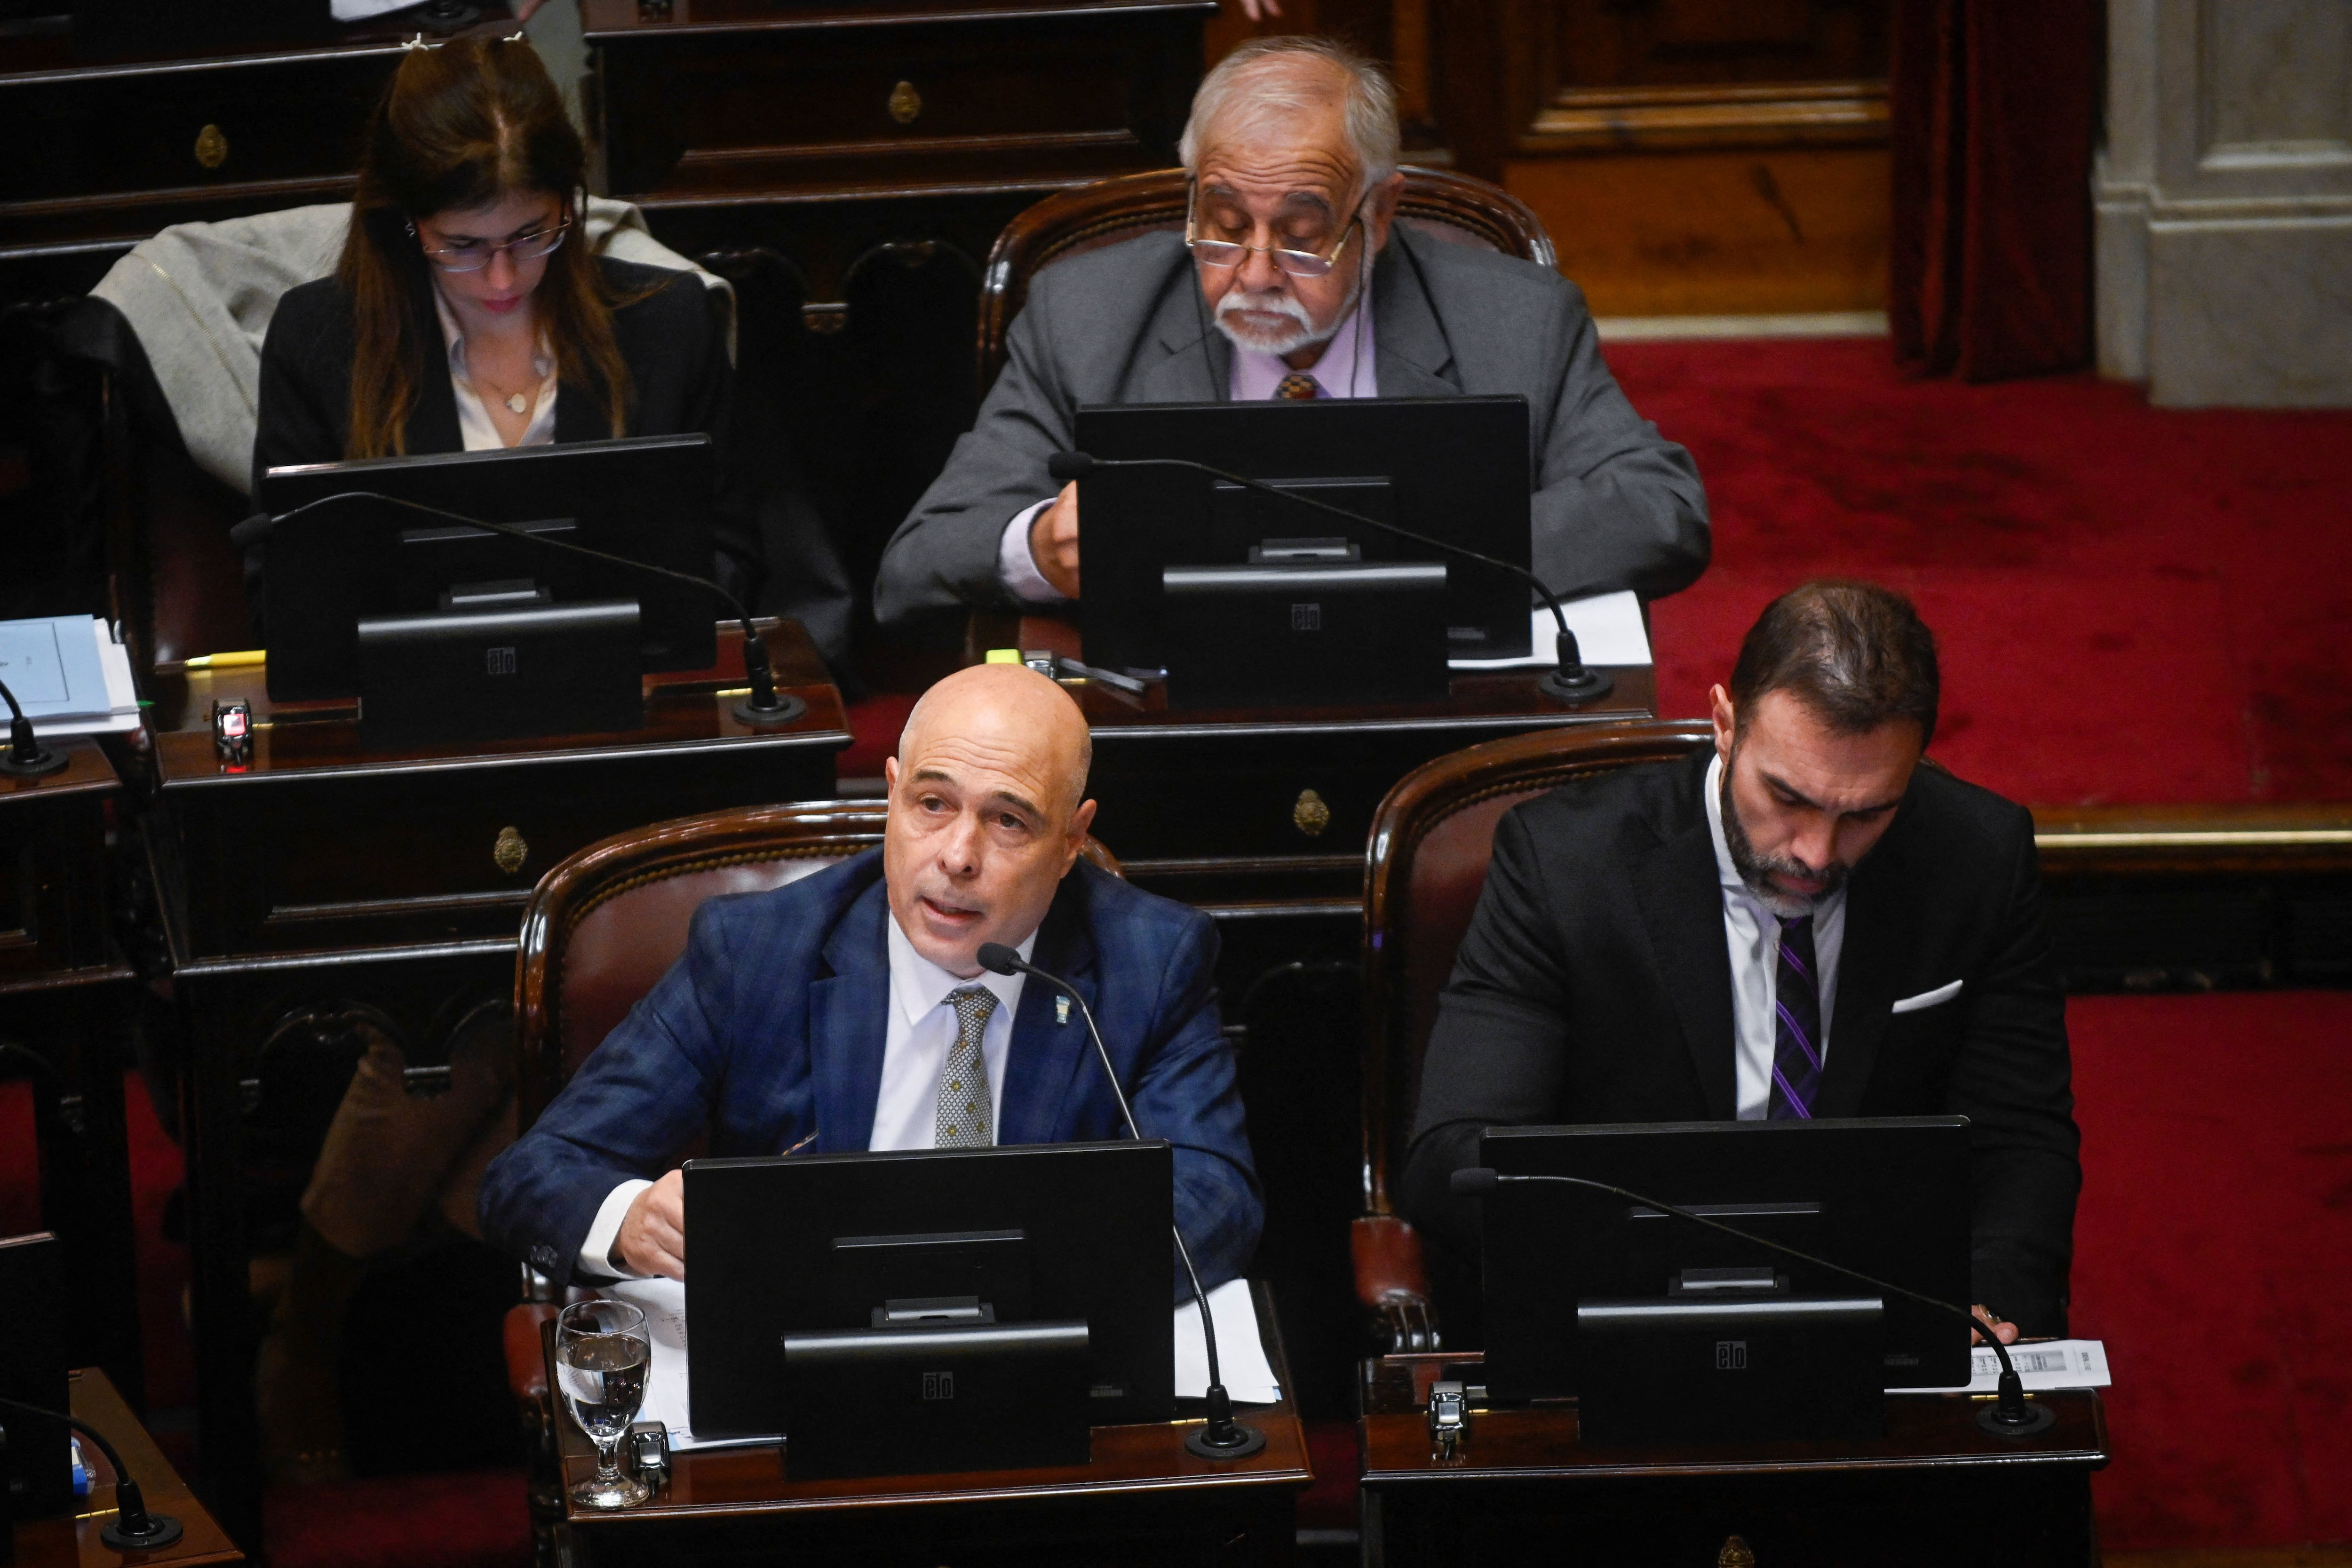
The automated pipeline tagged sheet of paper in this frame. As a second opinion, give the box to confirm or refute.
[0,615,113,719]
[595,1273,1282,1452]
[1888,1338,2112,1395]
[1448,590,1652,670]
[1175,1277,1281,1405]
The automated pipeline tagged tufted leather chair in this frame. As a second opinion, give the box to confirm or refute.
[501,800,1120,1540]
[976,165,1557,398]
[1353,720,1714,1353]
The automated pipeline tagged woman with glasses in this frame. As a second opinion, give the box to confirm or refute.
[254,33,729,474]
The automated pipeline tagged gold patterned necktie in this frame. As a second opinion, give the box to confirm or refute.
[1275,372,1321,400]
[935,985,999,1147]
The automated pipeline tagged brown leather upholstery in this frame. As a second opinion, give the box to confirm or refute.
[516,799,1123,1130]
[977,166,1558,395]
[1351,720,1714,1348]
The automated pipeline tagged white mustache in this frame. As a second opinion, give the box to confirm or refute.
[1215,287,1315,331]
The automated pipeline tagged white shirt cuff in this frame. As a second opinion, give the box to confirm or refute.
[579,1178,654,1279]
[999,500,1070,604]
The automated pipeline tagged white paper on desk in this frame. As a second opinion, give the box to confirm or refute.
[1175,1278,1281,1405]
[29,621,141,738]
[1448,590,1652,670]
[603,1273,1282,1449]
[1888,1339,2112,1396]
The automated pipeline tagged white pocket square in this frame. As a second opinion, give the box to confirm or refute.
[1891,979,1964,1014]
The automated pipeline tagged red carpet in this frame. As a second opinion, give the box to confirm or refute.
[2069,991,2352,1550]
[1607,338,2352,804]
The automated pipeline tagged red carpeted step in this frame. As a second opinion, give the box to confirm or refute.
[1606,337,2352,804]
[2068,991,2352,1549]
[264,1468,531,1568]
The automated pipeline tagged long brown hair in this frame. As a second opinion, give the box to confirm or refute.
[340,36,635,458]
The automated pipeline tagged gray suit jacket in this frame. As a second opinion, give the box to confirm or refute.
[873,226,1709,625]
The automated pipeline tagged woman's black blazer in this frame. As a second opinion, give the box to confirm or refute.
[252,255,731,488]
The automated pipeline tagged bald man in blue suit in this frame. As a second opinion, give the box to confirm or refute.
[479,664,1260,1299]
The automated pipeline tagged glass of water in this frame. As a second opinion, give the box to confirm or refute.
[556,1299,652,1509]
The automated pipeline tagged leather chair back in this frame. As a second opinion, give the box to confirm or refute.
[977,166,1558,396]
[1359,721,1714,1219]
[514,800,1121,1131]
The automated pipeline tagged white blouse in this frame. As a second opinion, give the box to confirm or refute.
[431,288,558,451]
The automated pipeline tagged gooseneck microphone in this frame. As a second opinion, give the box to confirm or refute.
[0,677,69,778]
[975,940,1268,1460]
[1449,1167,2058,1438]
[0,1394,184,1549]
[262,490,807,727]
[1046,449,1613,703]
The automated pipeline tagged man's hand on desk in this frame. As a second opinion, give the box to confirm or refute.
[1971,1305,2019,1346]
[614,1169,686,1280]
[1029,482,1082,600]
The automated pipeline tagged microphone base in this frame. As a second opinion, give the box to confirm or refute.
[1183,1421,1268,1461]
[1,745,69,779]
[101,1514,184,1551]
[731,693,808,729]
[1975,1400,2057,1439]
[1539,666,1614,705]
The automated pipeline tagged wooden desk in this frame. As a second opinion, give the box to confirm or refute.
[139,621,847,1546]
[6,1367,241,1568]
[0,738,144,1407]
[1358,1353,2108,1567]
[552,1282,1311,1567]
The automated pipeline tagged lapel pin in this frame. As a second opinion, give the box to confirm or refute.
[1056,995,1071,1026]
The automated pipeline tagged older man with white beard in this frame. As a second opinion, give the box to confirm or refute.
[873,34,1709,627]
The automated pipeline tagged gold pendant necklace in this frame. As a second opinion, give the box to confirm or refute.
[502,391,528,415]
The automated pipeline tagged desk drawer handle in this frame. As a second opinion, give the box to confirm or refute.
[888,80,922,125]
[194,123,229,170]
[493,826,529,876]
[1292,788,1331,837]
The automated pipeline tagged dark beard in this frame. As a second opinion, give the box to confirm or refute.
[1720,751,1847,914]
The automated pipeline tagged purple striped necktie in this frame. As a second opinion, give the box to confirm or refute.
[1769,914,1822,1119]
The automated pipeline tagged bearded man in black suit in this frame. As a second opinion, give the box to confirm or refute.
[1403,580,2081,1339]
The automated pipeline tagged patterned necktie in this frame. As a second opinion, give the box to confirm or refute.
[1769,915,1823,1119]
[935,985,998,1147]
[1274,372,1321,400]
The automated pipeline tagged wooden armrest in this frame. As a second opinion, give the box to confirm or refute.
[505,1302,561,1405]
[1351,1214,1441,1354]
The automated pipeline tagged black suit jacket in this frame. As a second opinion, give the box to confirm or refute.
[1402,749,2082,1333]
[253,256,731,483]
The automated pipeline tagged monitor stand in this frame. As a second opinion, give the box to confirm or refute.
[1573,1273,1887,1445]
[1158,541,1449,709]
[354,582,642,747]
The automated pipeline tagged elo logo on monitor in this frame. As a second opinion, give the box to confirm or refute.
[922,1371,955,1401]
[1716,1341,1748,1371]
[486,646,518,676]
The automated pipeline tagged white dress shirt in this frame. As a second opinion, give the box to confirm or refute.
[1705,752,1848,1120]
[574,917,1036,1278]
[432,289,558,452]
[997,302,1378,604]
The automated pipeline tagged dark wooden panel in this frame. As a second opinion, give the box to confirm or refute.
[586,0,1213,200]
[0,738,120,984]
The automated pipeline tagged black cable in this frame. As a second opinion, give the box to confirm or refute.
[0,1393,183,1549]
[0,674,68,777]
[1452,1168,2055,1434]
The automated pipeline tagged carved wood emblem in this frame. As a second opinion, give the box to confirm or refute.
[888,80,922,125]
[194,124,229,170]
[493,825,529,876]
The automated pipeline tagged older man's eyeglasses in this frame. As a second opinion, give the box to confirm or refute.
[410,218,573,273]
[1184,192,1363,279]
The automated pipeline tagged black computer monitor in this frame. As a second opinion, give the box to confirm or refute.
[683,1140,1175,1476]
[256,434,720,706]
[1072,397,1535,682]
[1477,1118,1973,1438]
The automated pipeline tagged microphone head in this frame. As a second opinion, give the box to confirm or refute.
[1449,1167,1502,1196]
[1046,450,1097,483]
[975,942,1023,976]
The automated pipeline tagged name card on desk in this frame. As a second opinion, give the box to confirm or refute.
[606,1274,1281,1453]
[1891,1339,2113,1395]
